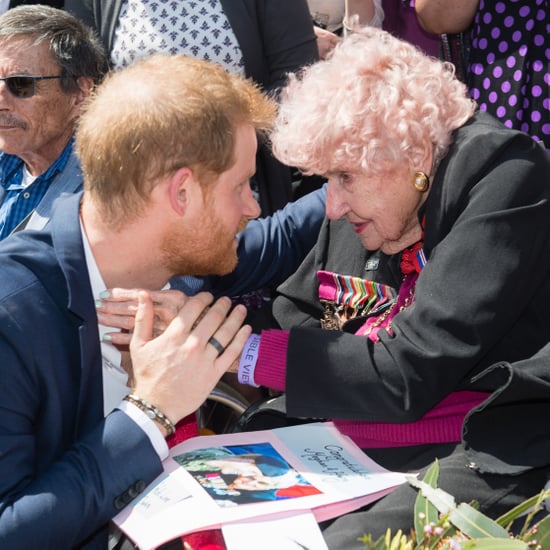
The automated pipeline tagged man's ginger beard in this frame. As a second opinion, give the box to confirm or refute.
[160,208,249,277]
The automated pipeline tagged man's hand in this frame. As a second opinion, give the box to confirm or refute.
[97,288,187,344]
[129,291,251,426]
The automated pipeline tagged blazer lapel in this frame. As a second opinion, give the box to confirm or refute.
[51,192,104,435]
[12,151,84,233]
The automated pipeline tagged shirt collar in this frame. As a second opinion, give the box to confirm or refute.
[0,137,74,191]
[80,216,107,316]
[79,216,171,359]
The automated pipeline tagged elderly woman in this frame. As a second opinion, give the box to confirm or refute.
[228,27,550,546]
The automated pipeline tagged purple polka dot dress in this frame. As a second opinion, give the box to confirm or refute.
[467,0,549,149]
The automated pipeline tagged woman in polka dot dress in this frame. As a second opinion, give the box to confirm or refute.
[416,0,549,150]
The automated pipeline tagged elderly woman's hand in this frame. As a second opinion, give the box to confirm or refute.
[96,287,187,345]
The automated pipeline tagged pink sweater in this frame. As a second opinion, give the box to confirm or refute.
[254,330,489,448]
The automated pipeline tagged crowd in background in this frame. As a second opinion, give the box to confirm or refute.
[0,2,549,550]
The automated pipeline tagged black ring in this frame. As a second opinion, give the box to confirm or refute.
[207,336,225,356]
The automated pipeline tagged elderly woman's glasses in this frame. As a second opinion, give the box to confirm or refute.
[0,75,63,99]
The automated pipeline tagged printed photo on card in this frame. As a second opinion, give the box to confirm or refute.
[173,443,322,506]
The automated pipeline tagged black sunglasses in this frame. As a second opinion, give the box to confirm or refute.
[0,75,63,99]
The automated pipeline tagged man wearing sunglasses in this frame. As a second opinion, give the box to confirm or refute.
[0,5,107,239]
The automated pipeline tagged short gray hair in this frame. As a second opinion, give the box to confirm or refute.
[0,5,108,92]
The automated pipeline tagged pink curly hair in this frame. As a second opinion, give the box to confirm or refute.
[271,27,476,176]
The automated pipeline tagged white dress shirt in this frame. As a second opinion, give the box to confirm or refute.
[80,219,169,459]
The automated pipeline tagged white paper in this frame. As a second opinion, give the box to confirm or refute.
[114,422,408,549]
[223,511,329,550]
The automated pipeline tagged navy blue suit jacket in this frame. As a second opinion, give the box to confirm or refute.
[0,193,163,549]
[0,185,325,547]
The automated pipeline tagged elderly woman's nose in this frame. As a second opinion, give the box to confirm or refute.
[325,180,349,220]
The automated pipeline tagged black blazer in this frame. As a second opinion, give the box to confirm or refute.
[267,113,550,475]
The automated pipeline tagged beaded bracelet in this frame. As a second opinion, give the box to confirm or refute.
[123,393,176,436]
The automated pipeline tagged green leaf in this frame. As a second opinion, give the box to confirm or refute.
[448,502,510,539]
[407,477,456,515]
[413,461,440,539]
[389,529,405,550]
[373,533,393,550]
[496,489,550,529]
[373,538,389,550]
[460,539,528,549]
[408,477,510,540]
[524,513,550,548]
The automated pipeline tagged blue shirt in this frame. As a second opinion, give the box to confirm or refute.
[0,139,74,240]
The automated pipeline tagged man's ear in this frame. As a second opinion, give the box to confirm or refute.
[168,167,194,216]
[74,76,95,110]
[69,77,95,123]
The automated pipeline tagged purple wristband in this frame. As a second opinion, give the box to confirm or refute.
[238,334,261,387]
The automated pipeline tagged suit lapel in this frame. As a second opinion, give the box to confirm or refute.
[51,192,104,435]
[11,151,84,233]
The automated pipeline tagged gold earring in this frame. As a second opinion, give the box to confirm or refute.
[413,171,430,192]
